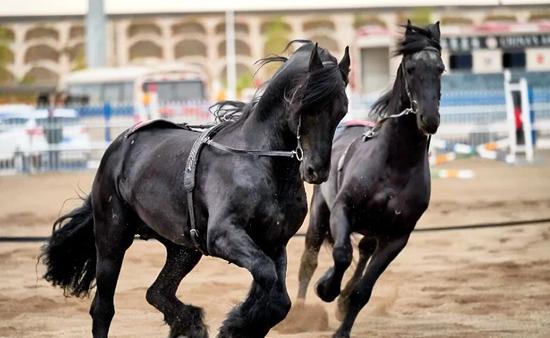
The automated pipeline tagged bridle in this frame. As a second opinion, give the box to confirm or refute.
[363,45,440,140]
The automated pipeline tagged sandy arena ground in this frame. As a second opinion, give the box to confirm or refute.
[1,154,550,337]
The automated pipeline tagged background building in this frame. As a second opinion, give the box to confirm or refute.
[0,1,549,99]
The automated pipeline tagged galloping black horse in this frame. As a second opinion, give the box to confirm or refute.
[296,22,443,338]
[41,41,350,338]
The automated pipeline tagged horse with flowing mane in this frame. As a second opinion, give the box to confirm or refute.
[40,41,350,338]
[296,21,444,338]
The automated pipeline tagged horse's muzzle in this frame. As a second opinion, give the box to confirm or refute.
[302,164,329,184]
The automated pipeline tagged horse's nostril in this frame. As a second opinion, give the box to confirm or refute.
[306,166,317,180]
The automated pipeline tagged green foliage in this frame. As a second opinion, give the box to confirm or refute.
[71,47,86,71]
[0,26,14,84]
[408,7,433,26]
[262,16,290,78]
[263,16,290,55]
[236,70,253,95]
[20,73,35,85]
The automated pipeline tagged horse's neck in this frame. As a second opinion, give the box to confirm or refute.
[240,87,296,152]
[379,105,428,170]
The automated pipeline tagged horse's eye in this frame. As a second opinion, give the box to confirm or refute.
[406,66,415,74]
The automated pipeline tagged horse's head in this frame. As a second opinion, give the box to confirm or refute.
[400,21,444,135]
[287,43,350,183]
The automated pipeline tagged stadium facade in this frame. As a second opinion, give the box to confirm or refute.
[1,1,549,97]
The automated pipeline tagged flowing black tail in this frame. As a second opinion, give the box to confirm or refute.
[40,196,96,297]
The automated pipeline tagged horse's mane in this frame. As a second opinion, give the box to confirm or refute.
[370,23,441,121]
[211,39,343,123]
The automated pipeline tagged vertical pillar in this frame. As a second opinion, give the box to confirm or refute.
[86,0,107,68]
[225,10,236,100]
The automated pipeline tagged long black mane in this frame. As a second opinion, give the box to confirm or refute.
[211,40,345,123]
[370,23,441,121]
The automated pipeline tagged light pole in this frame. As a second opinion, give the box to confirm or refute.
[86,0,107,68]
[225,10,237,100]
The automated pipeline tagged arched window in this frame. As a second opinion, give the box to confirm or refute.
[175,40,207,58]
[25,27,59,41]
[172,22,206,36]
[24,45,59,63]
[129,41,163,61]
[218,40,251,56]
[215,22,249,34]
[23,67,59,85]
[303,19,335,32]
[0,68,15,84]
[127,23,162,38]
[69,26,85,39]
[309,35,338,52]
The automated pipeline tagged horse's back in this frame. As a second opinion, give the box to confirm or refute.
[94,125,201,245]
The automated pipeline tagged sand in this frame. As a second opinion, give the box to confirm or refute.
[1,154,550,337]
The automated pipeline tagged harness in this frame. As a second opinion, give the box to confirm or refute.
[183,117,304,255]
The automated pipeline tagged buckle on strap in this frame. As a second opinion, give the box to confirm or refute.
[294,136,304,161]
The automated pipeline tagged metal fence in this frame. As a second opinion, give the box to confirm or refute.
[1,88,550,175]
[0,101,212,175]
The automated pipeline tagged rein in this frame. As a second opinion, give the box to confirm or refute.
[204,115,303,161]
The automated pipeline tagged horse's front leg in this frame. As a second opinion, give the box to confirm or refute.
[218,246,290,338]
[333,234,409,338]
[316,203,352,302]
[207,220,284,338]
[207,219,277,293]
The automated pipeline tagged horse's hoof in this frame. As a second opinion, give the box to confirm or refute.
[315,270,340,302]
[332,330,350,338]
[333,333,350,338]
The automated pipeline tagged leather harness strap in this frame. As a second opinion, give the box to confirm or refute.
[183,123,226,255]
[183,121,303,255]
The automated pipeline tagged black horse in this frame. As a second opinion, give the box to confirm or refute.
[296,22,443,338]
[41,41,350,338]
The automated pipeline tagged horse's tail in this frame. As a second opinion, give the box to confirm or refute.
[40,196,96,298]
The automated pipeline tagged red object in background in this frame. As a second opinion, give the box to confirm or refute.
[514,106,523,130]
[537,53,545,65]
[26,127,43,137]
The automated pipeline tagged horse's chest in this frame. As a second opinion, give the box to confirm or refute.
[248,183,307,241]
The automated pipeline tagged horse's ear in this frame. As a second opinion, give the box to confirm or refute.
[309,43,323,72]
[430,21,441,41]
[406,19,412,32]
[339,46,351,81]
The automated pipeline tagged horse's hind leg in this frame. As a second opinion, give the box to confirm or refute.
[336,237,377,321]
[146,241,206,338]
[334,234,409,338]
[90,193,135,338]
[297,186,330,301]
